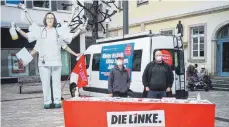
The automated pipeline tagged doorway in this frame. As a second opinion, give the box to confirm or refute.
[220,41,229,76]
[217,24,229,76]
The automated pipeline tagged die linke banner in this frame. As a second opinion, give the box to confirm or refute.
[107,110,165,127]
[99,43,135,80]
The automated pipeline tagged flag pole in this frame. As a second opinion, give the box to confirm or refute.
[61,53,84,100]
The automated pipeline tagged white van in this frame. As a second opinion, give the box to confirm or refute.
[79,31,188,99]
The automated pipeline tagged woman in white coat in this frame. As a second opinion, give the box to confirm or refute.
[15,12,87,109]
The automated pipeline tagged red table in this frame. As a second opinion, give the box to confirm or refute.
[63,98,215,127]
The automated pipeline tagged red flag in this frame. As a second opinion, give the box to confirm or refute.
[72,55,88,88]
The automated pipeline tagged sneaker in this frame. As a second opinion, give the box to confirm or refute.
[44,104,51,109]
[54,104,62,108]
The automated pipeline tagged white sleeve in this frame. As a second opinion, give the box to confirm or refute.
[58,38,68,49]
[61,42,68,49]
[26,23,40,43]
[57,26,73,44]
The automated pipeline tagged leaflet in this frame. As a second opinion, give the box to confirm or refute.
[16,47,33,66]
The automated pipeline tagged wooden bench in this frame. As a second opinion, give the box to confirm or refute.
[18,76,41,94]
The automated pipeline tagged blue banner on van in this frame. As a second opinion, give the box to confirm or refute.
[99,43,135,80]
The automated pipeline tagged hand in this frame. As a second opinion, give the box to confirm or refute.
[11,22,21,32]
[145,87,150,91]
[75,53,82,61]
[18,3,27,12]
[18,59,24,66]
[76,53,80,57]
[166,87,171,92]
[79,18,88,34]
[11,21,16,27]
[72,0,78,9]
[108,94,113,97]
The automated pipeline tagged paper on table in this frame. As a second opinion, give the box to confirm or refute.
[16,47,33,66]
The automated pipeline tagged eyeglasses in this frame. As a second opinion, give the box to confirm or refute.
[46,18,54,20]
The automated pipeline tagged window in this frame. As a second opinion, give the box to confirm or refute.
[217,25,229,39]
[137,0,148,6]
[61,50,70,75]
[85,54,91,69]
[160,30,174,36]
[33,0,50,10]
[190,26,205,58]
[132,50,142,71]
[153,49,175,70]
[1,48,38,77]
[5,0,24,6]
[57,1,72,11]
[174,50,185,75]
[174,51,178,68]
[92,53,101,71]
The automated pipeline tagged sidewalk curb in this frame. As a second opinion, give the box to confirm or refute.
[1,93,71,102]
[215,117,229,122]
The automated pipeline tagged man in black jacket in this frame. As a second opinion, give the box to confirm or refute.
[142,50,174,99]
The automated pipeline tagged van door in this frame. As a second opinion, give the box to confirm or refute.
[174,50,187,99]
[89,53,108,97]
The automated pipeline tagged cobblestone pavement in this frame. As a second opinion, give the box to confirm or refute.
[1,82,229,127]
[1,82,71,127]
[188,90,229,127]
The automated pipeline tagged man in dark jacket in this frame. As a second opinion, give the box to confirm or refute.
[108,57,130,97]
[142,50,174,99]
[187,64,198,75]
[187,64,198,90]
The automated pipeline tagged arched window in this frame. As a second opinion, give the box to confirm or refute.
[217,24,229,39]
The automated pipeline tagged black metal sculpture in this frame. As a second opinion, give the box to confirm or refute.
[62,0,120,45]
[176,20,183,37]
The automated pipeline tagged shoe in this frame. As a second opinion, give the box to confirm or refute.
[54,104,62,108]
[44,104,51,109]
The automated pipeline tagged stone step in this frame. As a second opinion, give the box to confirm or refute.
[211,76,229,86]
[212,83,229,88]
[211,87,229,91]
[211,80,229,84]
[211,78,229,81]
[211,76,229,80]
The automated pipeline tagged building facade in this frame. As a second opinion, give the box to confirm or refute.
[109,1,229,76]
